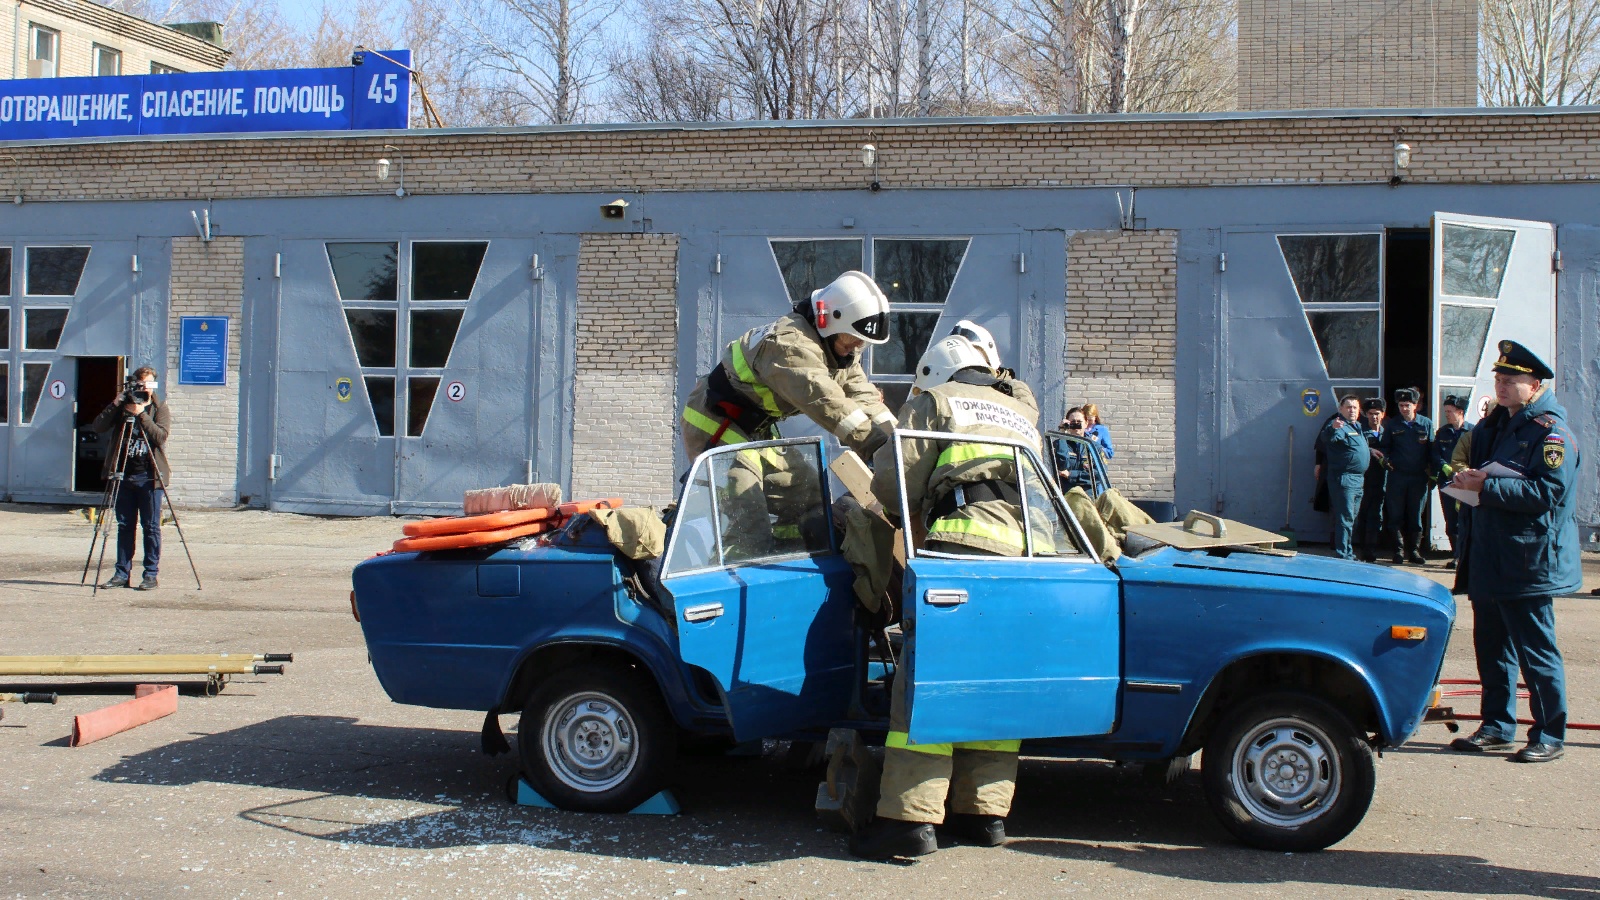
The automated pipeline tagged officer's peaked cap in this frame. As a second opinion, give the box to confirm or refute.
[1491,339,1554,380]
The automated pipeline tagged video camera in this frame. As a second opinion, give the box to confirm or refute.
[118,376,153,407]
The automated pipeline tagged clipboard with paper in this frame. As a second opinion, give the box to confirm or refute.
[1442,461,1526,508]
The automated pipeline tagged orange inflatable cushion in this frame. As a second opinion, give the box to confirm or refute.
[558,497,625,517]
[393,519,555,553]
[402,506,557,538]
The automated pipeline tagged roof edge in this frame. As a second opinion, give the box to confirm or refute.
[4,104,1600,150]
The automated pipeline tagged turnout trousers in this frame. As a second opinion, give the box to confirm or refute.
[875,667,1020,824]
[1470,593,1568,746]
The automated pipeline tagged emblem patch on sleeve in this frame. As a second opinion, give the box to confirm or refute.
[1543,439,1565,469]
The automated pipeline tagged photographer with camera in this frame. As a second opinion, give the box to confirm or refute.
[91,366,171,591]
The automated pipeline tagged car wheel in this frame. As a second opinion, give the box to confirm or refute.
[1202,692,1376,852]
[519,663,677,813]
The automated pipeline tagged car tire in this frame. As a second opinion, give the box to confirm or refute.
[1202,692,1376,852]
[518,663,677,813]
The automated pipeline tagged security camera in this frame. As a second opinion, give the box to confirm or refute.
[601,199,629,219]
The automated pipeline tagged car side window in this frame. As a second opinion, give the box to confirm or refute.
[664,439,833,575]
[1047,431,1106,497]
[902,432,1091,562]
[1018,447,1090,559]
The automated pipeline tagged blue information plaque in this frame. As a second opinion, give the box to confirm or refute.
[179,316,229,385]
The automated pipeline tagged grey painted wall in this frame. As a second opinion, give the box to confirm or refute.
[0,182,1594,541]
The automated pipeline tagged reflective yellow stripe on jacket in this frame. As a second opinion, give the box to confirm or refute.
[736,446,786,469]
[728,339,783,417]
[682,405,748,446]
[886,731,1021,756]
[927,516,1026,552]
[936,442,1015,468]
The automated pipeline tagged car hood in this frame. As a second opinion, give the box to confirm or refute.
[1149,548,1455,612]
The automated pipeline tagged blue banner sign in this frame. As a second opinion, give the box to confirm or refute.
[0,50,409,141]
[179,316,230,386]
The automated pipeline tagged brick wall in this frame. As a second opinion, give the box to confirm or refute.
[14,110,1600,203]
[568,233,679,508]
[1065,230,1177,502]
[1240,0,1477,110]
[163,236,242,507]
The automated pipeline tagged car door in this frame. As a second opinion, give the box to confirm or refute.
[897,430,1123,745]
[660,436,857,742]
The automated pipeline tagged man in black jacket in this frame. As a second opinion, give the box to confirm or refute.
[91,366,172,591]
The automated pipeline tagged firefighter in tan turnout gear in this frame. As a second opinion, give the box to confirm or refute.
[852,333,1042,860]
[680,270,896,461]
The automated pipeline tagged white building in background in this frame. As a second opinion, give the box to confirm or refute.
[0,0,227,81]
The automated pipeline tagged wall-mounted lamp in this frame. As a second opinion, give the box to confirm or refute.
[861,142,881,193]
[378,143,406,197]
[1390,140,1412,186]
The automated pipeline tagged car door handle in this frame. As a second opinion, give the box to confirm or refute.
[683,602,724,623]
[924,589,967,607]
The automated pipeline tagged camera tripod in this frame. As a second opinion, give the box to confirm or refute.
[80,413,203,595]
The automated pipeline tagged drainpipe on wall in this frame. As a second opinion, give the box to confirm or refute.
[13,1,22,79]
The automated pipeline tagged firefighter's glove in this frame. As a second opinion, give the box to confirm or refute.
[857,426,889,462]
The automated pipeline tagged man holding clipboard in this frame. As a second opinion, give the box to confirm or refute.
[1446,340,1581,763]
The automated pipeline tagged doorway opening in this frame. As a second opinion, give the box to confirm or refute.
[74,356,124,493]
[1383,229,1432,414]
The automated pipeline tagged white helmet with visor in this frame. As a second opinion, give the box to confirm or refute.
[811,271,891,345]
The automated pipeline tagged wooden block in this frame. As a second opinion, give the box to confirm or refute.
[829,451,881,513]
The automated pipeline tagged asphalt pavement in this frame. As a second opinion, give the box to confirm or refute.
[2,504,1597,899]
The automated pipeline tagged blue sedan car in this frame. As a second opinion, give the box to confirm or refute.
[352,432,1453,852]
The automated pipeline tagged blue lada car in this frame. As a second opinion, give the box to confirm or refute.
[351,431,1454,852]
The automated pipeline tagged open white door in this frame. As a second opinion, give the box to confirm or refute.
[1429,212,1557,544]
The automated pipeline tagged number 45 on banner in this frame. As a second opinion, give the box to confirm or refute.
[367,73,399,104]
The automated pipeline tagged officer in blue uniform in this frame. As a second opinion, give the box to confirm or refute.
[1354,398,1387,562]
[1449,341,1580,763]
[1431,395,1471,568]
[1319,395,1368,561]
[1379,387,1434,564]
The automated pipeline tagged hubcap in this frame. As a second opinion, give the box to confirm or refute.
[541,690,639,793]
[1231,716,1341,827]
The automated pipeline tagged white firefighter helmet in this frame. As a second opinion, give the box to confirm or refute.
[950,319,1000,370]
[811,271,890,345]
[913,334,993,392]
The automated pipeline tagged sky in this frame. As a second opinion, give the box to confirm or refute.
[276,0,339,31]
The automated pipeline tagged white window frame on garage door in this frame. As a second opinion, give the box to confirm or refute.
[1278,231,1385,402]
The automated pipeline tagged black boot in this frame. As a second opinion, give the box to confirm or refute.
[849,818,938,860]
[1404,535,1425,565]
[1387,531,1403,564]
[943,813,1007,847]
